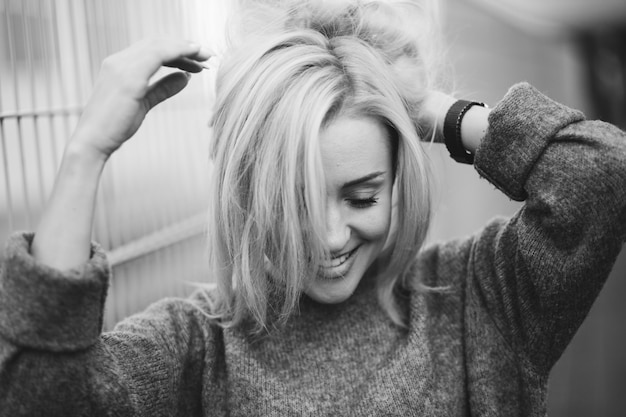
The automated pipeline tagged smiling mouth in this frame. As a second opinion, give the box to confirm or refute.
[320,246,359,270]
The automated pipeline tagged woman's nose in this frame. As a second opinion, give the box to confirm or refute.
[325,204,350,253]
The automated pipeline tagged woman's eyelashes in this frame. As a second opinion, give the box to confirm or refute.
[347,195,379,209]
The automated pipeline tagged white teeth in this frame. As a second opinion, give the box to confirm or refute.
[322,248,354,269]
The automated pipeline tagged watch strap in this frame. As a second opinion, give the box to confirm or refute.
[443,99,486,164]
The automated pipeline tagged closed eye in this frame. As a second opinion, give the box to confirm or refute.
[348,196,379,209]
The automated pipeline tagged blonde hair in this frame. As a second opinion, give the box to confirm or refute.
[201,0,445,333]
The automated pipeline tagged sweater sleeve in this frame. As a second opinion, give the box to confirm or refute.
[469,83,626,375]
[0,233,219,416]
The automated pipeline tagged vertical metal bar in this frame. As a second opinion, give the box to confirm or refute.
[35,1,52,188]
[50,1,73,164]
[36,0,59,194]
[0,3,4,115]
[66,0,85,105]
[111,0,127,51]
[0,0,8,234]
[79,0,97,84]
[5,0,32,228]
[94,0,111,58]
[38,1,59,173]
[85,0,103,72]
[24,0,46,209]
[1,2,19,113]
[15,1,31,226]
[0,121,14,231]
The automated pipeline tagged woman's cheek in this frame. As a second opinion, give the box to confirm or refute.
[360,201,392,242]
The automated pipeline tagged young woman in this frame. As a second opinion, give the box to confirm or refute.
[1,1,624,416]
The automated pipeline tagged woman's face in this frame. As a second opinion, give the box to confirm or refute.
[304,114,394,304]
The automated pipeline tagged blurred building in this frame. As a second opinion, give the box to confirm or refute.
[0,1,624,415]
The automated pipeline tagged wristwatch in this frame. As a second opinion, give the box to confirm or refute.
[443,99,486,164]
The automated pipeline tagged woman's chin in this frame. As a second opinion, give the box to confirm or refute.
[303,275,358,304]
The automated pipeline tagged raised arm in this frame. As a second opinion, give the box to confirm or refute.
[428,84,626,374]
[0,39,216,416]
[32,38,210,271]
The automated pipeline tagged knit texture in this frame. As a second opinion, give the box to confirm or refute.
[1,83,625,416]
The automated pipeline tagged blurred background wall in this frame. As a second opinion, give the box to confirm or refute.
[0,0,624,415]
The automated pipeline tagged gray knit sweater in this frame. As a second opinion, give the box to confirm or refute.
[1,83,625,416]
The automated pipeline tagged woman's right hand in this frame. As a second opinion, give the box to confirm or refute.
[32,39,211,270]
[70,38,211,160]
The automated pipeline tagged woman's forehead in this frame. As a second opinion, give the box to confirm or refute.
[319,115,392,186]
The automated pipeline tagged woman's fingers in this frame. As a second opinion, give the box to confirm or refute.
[114,38,212,81]
[144,71,192,110]
[163,57,207,73]
[161,45,214,73]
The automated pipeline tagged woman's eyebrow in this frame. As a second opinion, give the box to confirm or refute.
[342,171,386,189]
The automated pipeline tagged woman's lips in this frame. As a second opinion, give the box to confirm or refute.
[319,246,360,278]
